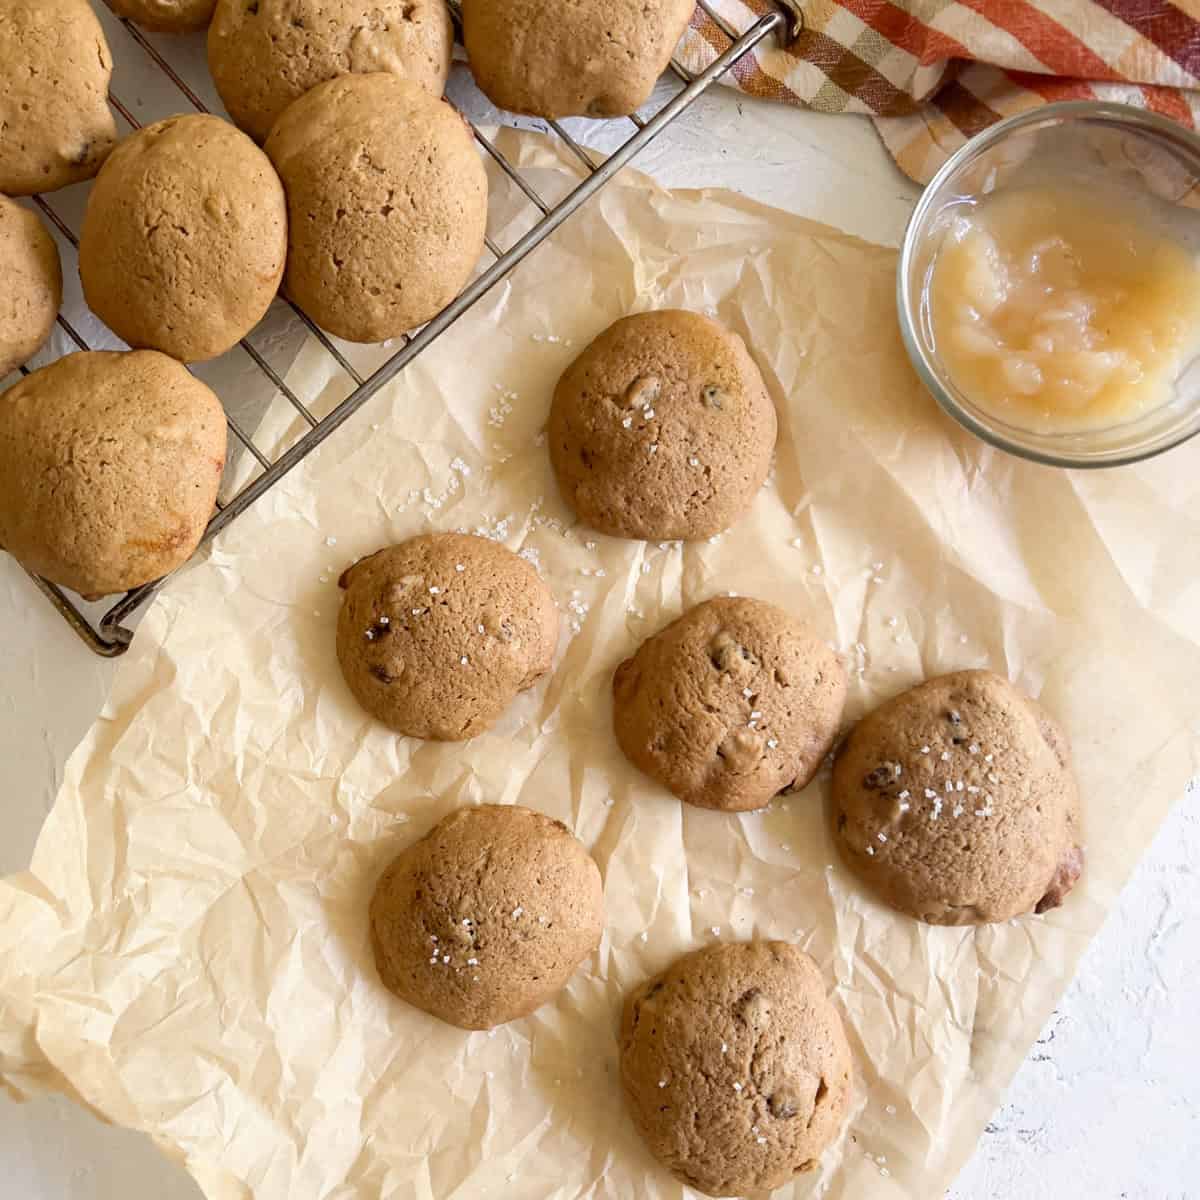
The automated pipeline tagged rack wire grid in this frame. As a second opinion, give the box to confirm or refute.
[16,0,791,657]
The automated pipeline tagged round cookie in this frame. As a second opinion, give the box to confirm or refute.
[831,670,1084,925]
[370,804,604,1030]
[208,0,453,143]
[336,533,559,740]
[79,114,287,364]
[0,350,227,597]
[0,0,118,196]
[0,196,62,378]
[549,310,778,541]
[463,0,695,119]
[620,941,853,1197]
[613,597,846,812]
[108,0,215,32]
[265,74,487,344]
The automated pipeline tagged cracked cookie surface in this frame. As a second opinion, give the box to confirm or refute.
[0,0,117,196]
[463,0,694,119]
[613,596,846,812]
[0,196,62,378]
[832,670,1084,925]
[370,804,603,1029]
[620,940,852,1197]
[0,350,226,597]
[336,533,559,740]
[265,73,487,344]
[209,0,452,143]
[79,114,287,363]
[109,0,215,33]
[549,310,777,541]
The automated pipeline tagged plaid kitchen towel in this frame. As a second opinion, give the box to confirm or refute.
[676,0,1200,182]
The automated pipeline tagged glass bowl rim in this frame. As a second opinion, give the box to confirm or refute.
[897,99,1200,469]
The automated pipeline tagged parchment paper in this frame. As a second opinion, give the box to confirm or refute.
[2,132,1199,1200]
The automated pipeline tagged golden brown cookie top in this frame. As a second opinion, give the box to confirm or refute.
[370,804,604,1030]
[832,670,1084,925]
[620,940,853,1197]
[0,196,62,378]
[613,596,846,812]
[209,0,453,143]
[265,73,488,344]
[0,350,227,597]
[108,0,215,33]
[0,0,117,195]
[463,0,695,119]
[336,533,559,741]
[549,310,778,542]
[79,114,288,364]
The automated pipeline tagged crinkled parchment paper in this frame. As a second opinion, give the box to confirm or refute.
[2,132,1199,1200]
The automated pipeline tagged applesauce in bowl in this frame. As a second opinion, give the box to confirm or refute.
[899,102,1200,468]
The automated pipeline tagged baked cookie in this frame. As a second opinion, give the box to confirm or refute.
[831,670,1084,925]
[265,74,487,344]
[0,0,117,196]
[549,310,777,541]
[209,0,453,143]
[463,0,694,119]
[108,0,215,32]
[0,196,62,378]
[370,804,604,1030]
[79,114,287,363]
[613,597,846,812]
[620,941,852,1197]
[336,533,558,740]
[0,351,226,597]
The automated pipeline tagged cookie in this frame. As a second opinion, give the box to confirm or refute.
[209,0,453,143]
[108,0,215,32]
[0,0,118,196]
[463,0,694,119]
[336,533,558,740]
[549,310,777,541]
[265,74,488,344]
[831,670,1084,925]
[370,804,604,1030]
[614,597,846,812]
[79,114,287,364]
[0,350,227,597]
[620,941,853,1197]
[0,196,62,378]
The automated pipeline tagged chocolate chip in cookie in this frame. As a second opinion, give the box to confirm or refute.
[613,596,846,811]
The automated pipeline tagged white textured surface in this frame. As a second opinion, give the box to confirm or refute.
[1,14,1197,1200]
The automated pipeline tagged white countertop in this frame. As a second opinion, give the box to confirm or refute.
[2,14,1197,1199]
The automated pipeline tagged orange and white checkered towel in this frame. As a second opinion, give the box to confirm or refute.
[677,0,1200,182]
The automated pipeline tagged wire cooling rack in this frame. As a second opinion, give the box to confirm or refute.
[17,0,790,656]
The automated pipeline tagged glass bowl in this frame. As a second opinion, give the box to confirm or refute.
[898,101,1200,468]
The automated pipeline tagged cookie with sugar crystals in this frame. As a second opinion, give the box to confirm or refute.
[549,310,777,542]
[620,940,853,1197]
[370,804,604,1029]
[613,596,846,811]
[336,533,559,740]
[832,670,1084,925]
